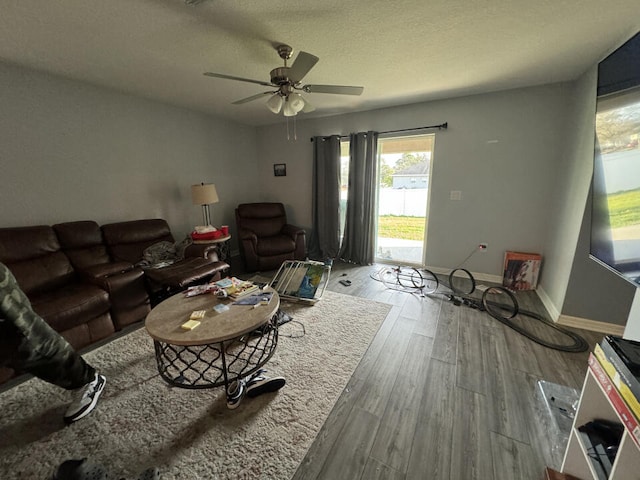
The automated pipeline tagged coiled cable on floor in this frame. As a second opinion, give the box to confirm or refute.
[485,304,589,353]
[372,266,589,353]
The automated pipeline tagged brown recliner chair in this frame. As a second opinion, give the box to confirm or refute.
[235,203,306,272]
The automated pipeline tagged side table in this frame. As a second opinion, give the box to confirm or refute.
[192,234,231,262]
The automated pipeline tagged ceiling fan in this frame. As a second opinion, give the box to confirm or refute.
[203,44,364,116]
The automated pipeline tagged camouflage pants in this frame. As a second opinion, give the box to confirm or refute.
[0,262,95,390]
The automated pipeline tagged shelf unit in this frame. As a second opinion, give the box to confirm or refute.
[561,353,640,479]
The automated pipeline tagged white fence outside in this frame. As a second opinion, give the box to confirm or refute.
[378,188,428,217]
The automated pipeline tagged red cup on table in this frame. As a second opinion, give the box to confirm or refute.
[220,225,229,236]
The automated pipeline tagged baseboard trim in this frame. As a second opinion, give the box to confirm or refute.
[536,286,560,322]
[426,266,503,285]
[527,286,624,334]
[557,314,625,336]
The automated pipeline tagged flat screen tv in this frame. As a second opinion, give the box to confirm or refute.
[590,30,640,287]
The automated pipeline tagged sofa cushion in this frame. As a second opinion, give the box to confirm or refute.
[0,226,74,296]
[30,283,110,333]
[102,219,175,264]
[236,203,287,237]
[256,234,296,256]
[53,221,111,269]
[83,262,134,278]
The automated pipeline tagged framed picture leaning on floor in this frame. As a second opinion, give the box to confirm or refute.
[503,251,542,291]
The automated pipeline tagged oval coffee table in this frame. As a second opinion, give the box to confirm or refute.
[145,288,279,389]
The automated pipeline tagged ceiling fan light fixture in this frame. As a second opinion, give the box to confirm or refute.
[288,93,305,114]
[283,97,298,117]
[266,94,283,114]
[203,44,364,119]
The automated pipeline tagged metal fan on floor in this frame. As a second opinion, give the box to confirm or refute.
[204,44,364,116]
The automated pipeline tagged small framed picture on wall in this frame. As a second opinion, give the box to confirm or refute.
[274,163,287,176]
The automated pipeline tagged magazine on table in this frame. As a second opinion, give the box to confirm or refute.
[233,292,274,305]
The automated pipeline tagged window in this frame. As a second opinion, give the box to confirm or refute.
[376,134,434,265]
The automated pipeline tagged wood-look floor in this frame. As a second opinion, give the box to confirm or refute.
[236,259,603,480]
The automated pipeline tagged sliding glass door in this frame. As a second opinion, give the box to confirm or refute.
[375,134,434,266]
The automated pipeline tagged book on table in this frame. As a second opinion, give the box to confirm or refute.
[215,277,234,289]
[232,292,274,305]
[213,277,260,299]
[228,284,260,299]
[184,277,257,298]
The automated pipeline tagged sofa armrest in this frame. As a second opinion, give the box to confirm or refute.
[79,261,135,280]
[239,227,257,241]
[282,224,305,240]
[78,264,150,330]
[238,227,258,246]
[184,243,220,262]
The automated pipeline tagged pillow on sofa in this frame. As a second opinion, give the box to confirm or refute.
[140,237,192,269]
[141,241,177,268]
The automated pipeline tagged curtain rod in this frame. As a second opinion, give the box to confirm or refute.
[310,122,448,142]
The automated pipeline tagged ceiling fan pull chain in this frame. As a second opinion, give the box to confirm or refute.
[294,115,297,140]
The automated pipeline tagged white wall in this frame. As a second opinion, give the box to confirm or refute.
[539,67,636,326]
[536,68,599,319]
[3,59,633,330]
[256,84,570,280]
[0,62,258,241]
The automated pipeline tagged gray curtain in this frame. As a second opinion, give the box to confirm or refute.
[308,135,342,261]
[339,131,379,265]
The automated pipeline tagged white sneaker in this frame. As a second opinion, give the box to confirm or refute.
[226,378,246,410]
[63,373,106,424]
[246,370,286,398]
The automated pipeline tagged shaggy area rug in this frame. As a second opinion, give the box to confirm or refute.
[0,290,391,480]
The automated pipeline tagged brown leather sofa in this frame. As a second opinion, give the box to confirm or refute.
[0,225,117,385]
[52,221,151,330]
[235,203,306,272]
[102,219,229,303]
[0,218,229,385]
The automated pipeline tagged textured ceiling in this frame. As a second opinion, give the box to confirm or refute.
[1,1,639,126]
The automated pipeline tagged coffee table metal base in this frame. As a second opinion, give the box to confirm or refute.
[152,315,278,389]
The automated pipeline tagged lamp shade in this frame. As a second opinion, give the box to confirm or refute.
[191,183,219,205]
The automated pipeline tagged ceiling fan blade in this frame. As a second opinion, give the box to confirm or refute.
[303,84,364,95]
[232,91,276,105]
[288,51,319,83]
[203,72,272,87]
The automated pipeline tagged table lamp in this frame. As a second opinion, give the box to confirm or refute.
[191,183,219,227]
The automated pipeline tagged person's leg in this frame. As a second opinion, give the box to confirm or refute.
[0,262,94,389]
